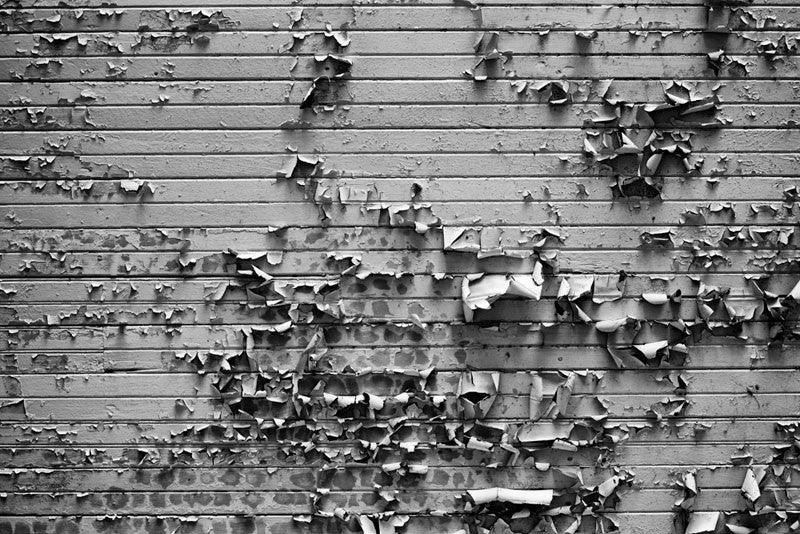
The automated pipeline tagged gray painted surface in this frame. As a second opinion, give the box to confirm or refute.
[1,1,800,533]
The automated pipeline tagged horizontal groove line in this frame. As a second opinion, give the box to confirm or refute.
[4,202,796,209]
[2,364,800,368]
[9,51,800,55]
[0,441,789,448]
[10,2,800,6]
[5,390,793,398]
[1,418,792,425]
[2,300,784,306]
[1,317,792,321]
[3,275,798,282]
[3,124,795,129]
[5,27,796,33]
[0,390,770,397]
[1,110,791,116]
[8,1,792,4]
[5,318,794,326]
[0,343,786,349]
[3,151,798,156]
[3,174,795,178]
[1,279,796,285]
[1,416,791,423]
[5,6,791,11]
[3,127,798,132]
[0,342,800,350]
[0,438,777,445]
[1,381,794,388]
[0,274,792,280]
[2,361,794,367]
[4,346,795,352]
[0,466,773,472]
[5,29,796,35]
[4,368,795,375]
[0,223,797,227]
[4,369,797,375]
[2,198,794,204]
[14,321,779,326]
[0,512,765,520]
[7,76,792,82]
[2,249,794,254]
[0,463,781,470]
[0,450,783,462]
[3,181,796,186]
[0,78,791,83]
[0,486,760,493]
[0,295,788,303]
[4,150,792,153]
[13,28,797,33]
[2,101,792,106]
[2,127,795,131]
[2,200,797,204]
[3,52,792,59]
[1,77,789,84]
[0,446,788,453]
[4,226,799,231]
[4,102,798,108]
[4,245,797,250]
[0,513,744,520]
[2,358,784,363]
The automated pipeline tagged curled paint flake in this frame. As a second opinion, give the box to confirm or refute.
[574,30,598,40]
[584,82,723,188]
[464,31,512,81]
[465,487,553,505]
[458,371,499,419]
[461,265,543,322]
[533,80,573,106]
[382,203,442,234]
[707,49,751,77]
[324,23,351,47]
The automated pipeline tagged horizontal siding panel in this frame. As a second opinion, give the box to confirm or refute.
[4,7,800,33]
[0,442,788,468]
[0,488,788,514]
[2,250,798,276]
[0,465,780,492]
[4,369,800,396]
[2,80,795,105]
[1,344,792,374]
[5,129,800,154]
[0,418,793,446]
[5,274,800,302]
[4,104,795,130]
[2,153,799,176]
[1,225,797,252]
[1,200,796,228]
[5,55,799,81]
[3,30,796,57]
[0,297,793,325]
[2,176,798,205]
[4,343,795,377]
[0,515,668,534]
[1,321,792,348]
[2,394,799,421]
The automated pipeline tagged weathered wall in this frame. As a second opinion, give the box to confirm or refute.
[1,1,800,533]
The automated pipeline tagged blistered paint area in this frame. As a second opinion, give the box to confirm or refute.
[1,1,800,533]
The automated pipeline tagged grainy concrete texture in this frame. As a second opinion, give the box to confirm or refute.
[1,1,800,533]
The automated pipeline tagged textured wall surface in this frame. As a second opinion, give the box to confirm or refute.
[1,1,800,533]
